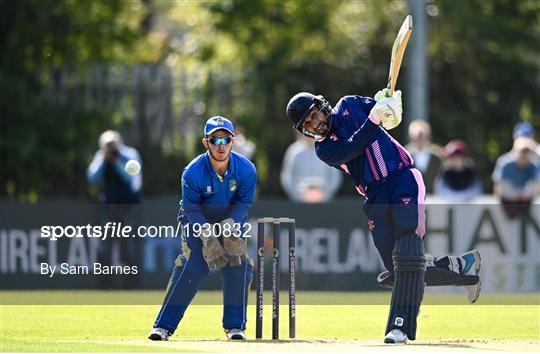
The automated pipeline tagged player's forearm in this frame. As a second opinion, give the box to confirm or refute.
[229,203,252,224]
[183,205,210,225]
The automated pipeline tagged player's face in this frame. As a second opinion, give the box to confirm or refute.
[302,108,329,137]
[203,130,234,162]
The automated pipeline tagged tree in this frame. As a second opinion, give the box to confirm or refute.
[428,0,540,189]
[0,0,148,200]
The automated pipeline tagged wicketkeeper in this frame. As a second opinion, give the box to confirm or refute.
[148,116,256,341]
[286,90,481,344]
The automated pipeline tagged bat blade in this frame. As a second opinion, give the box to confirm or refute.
[387,15,413,95]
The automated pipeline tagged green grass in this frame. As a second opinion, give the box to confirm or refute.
[1,291,538,352]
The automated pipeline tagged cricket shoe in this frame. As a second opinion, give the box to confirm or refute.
[460,249,481,275]
[460,249,482,303]
[225,328,246,340]
[148,327,170,341]
[384,329,408,344]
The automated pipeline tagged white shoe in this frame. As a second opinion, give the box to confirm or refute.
[148,327,170,341]
[461,250,481,303]
[384,329,408,344]
[466,279,481,303]
[225,328,246,340]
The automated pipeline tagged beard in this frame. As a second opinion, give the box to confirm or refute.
[315,121,329,136]
[208,147,231,162]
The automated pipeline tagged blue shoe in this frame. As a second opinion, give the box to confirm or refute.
[460,250,481,275]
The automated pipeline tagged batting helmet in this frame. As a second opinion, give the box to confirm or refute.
[286,92,332,135]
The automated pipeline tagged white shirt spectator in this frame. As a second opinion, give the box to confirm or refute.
[280,136,342,203]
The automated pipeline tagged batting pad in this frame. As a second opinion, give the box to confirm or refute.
[385,234,426,340]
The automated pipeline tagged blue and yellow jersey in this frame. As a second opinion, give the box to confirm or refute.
[178,151,256,225]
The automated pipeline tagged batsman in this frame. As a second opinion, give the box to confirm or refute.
[286,90,481,344]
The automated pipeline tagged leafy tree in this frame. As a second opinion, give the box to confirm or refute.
[203,0,412,195]
[0,0,148,200]
[428,0,540,189]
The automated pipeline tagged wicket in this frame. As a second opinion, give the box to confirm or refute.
[255,217,296,340]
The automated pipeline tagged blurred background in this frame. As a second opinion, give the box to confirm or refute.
[1,0,539,295]
[1,0,538,201]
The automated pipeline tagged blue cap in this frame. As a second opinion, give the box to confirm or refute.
[513,122,535,138]
[204,116,235,136]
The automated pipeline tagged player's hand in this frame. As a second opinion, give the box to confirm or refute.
[201,236,230,270]
[374,88,392,101]
[220,218,247,267]
[369,90,402,130]
[223,236,247,267]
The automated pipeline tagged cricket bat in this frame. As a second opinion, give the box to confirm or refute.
[387,15,413,96]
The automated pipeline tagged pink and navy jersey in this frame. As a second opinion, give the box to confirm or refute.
[315,95,413,196]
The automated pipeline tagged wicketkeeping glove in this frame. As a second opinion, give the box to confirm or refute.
[223,236,247,267]
[201,236,230,270]
[220,218,247,267]
[369,90,402,130]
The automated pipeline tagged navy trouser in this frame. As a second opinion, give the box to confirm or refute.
[153,235,253,334]
[364,168,426,273]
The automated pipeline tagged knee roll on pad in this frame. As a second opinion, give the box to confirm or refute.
[392,235,426,273]
[385,234,426,341]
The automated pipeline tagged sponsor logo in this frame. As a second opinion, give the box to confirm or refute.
[401,196,413,207]
[394,317,404,327]
[229,179,237,192]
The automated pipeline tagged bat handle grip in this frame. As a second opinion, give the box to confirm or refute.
[387,82,395,97]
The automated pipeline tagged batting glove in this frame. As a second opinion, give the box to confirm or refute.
[374,88,392,101]
[369,90,402,130]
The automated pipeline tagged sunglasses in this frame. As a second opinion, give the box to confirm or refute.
[207,136,233,145]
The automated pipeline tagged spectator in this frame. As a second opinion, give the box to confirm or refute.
[87,130,142,204]
[280,133,342,203]
[231,125,256,161]
[493,137,540,219]
[434,140,482,202]
[492,121,539,182]
[405,120,442,193]
[87,130,142,289]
